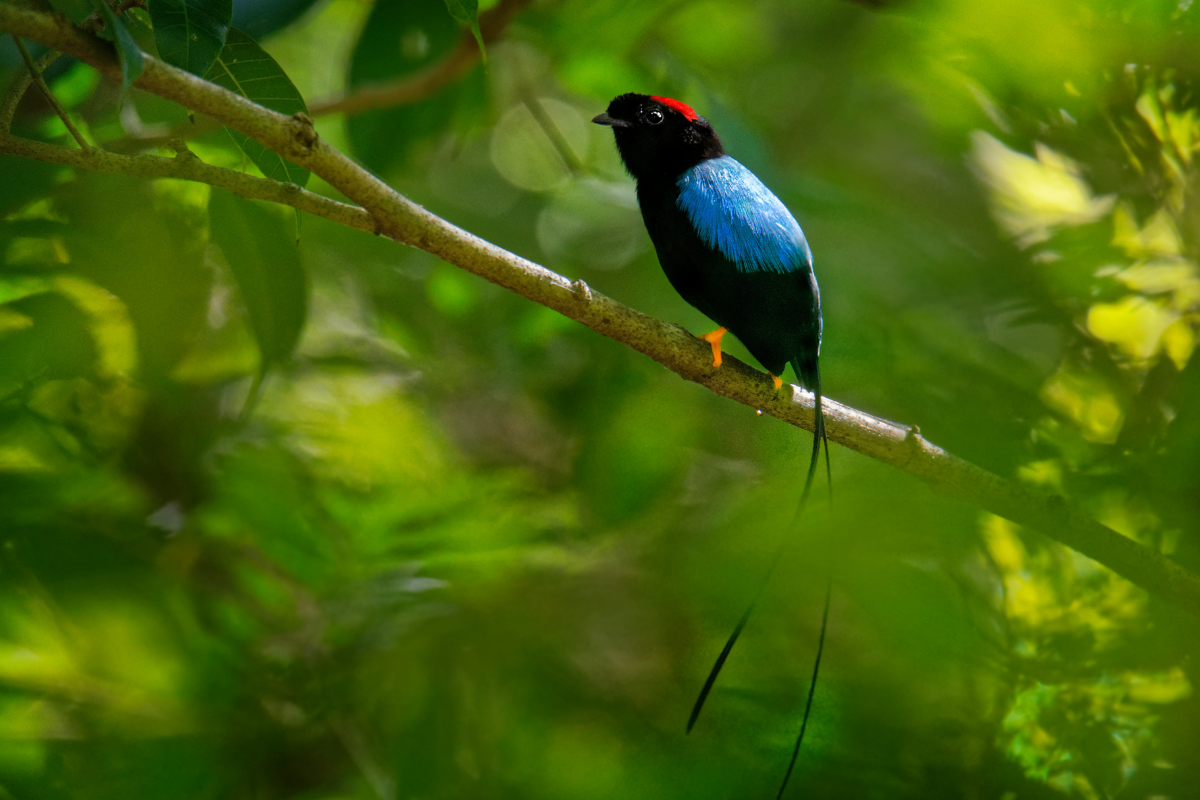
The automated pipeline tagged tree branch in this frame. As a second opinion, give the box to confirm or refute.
[308,0,529,118]
[2,4,1199,617]
[11,35,88,149]
[0,134,376,230]
[1,43,61,133]
[104,0,529,153]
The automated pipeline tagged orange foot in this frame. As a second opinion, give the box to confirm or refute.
[700,327,727,367]
[769,373,784,390]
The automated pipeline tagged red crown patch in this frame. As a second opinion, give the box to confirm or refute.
[650,96,699,122]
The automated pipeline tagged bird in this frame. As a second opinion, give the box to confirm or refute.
[594,93,830,797]
[592,93,826,481]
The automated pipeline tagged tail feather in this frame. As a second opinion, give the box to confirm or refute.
[686,596,758,733]
[777,580,832,800]
[686,358,830,733]
[794,357,826,507]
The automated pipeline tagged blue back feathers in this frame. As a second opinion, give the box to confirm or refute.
[675,156,812,275]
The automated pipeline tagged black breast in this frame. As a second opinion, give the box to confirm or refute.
[635,182,821,379]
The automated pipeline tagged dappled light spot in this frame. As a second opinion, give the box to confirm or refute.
[0,307,33,335]
[266,373,448,489]
[1039,369,1123,444]
[1112,205,1183,258]
[981,509,1176,793]
[1127,667,1192,705]
[1162,318,1195,370]
[970,132,1114,247]
[1015,459,1063,491]
[1114,261,1200,298]
[5,236,69,268]
[0,592,192,741]
[981,514,1026,573]
[1135,78,1200,187]
[52,275,138,379]
[1087,296,1180,362]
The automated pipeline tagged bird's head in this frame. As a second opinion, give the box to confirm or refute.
[593,93,724,182]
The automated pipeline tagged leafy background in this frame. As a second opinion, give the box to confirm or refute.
[2,0,1200,798]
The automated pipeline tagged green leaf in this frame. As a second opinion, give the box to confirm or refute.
[207,190,307,372]
[202,28,310,187]
[442,0,485,62]
[0,276,52,306]
[90,0,145,90]
[147,0,232,77]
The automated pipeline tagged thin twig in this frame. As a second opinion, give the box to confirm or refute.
[308,0,528,118]
[11,35,88,150]
[2,3,1200,618]
[523,95,585,175]
[0,133,376,232]
[0,43,61,133]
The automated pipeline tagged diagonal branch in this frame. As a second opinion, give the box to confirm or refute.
[1,43,62,133]
[11,35,88,149]
[308,0,529,118]
[104,0,529,153]
[2,4,1200,618]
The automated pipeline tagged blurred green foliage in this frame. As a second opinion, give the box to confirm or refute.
[2,0,1200,798]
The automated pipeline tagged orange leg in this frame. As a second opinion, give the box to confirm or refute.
[769,374,784,390]
[700,327,727,367]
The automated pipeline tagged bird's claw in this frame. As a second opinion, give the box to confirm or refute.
[700,327,727,367]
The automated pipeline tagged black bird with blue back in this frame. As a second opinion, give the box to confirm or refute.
[594,93,832,798]
[593,93,827,501]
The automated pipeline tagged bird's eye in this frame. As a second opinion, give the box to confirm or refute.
[646,109,664,125]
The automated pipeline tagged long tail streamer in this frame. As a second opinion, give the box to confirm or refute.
[686,363,833,797]
[777,580,832,799]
